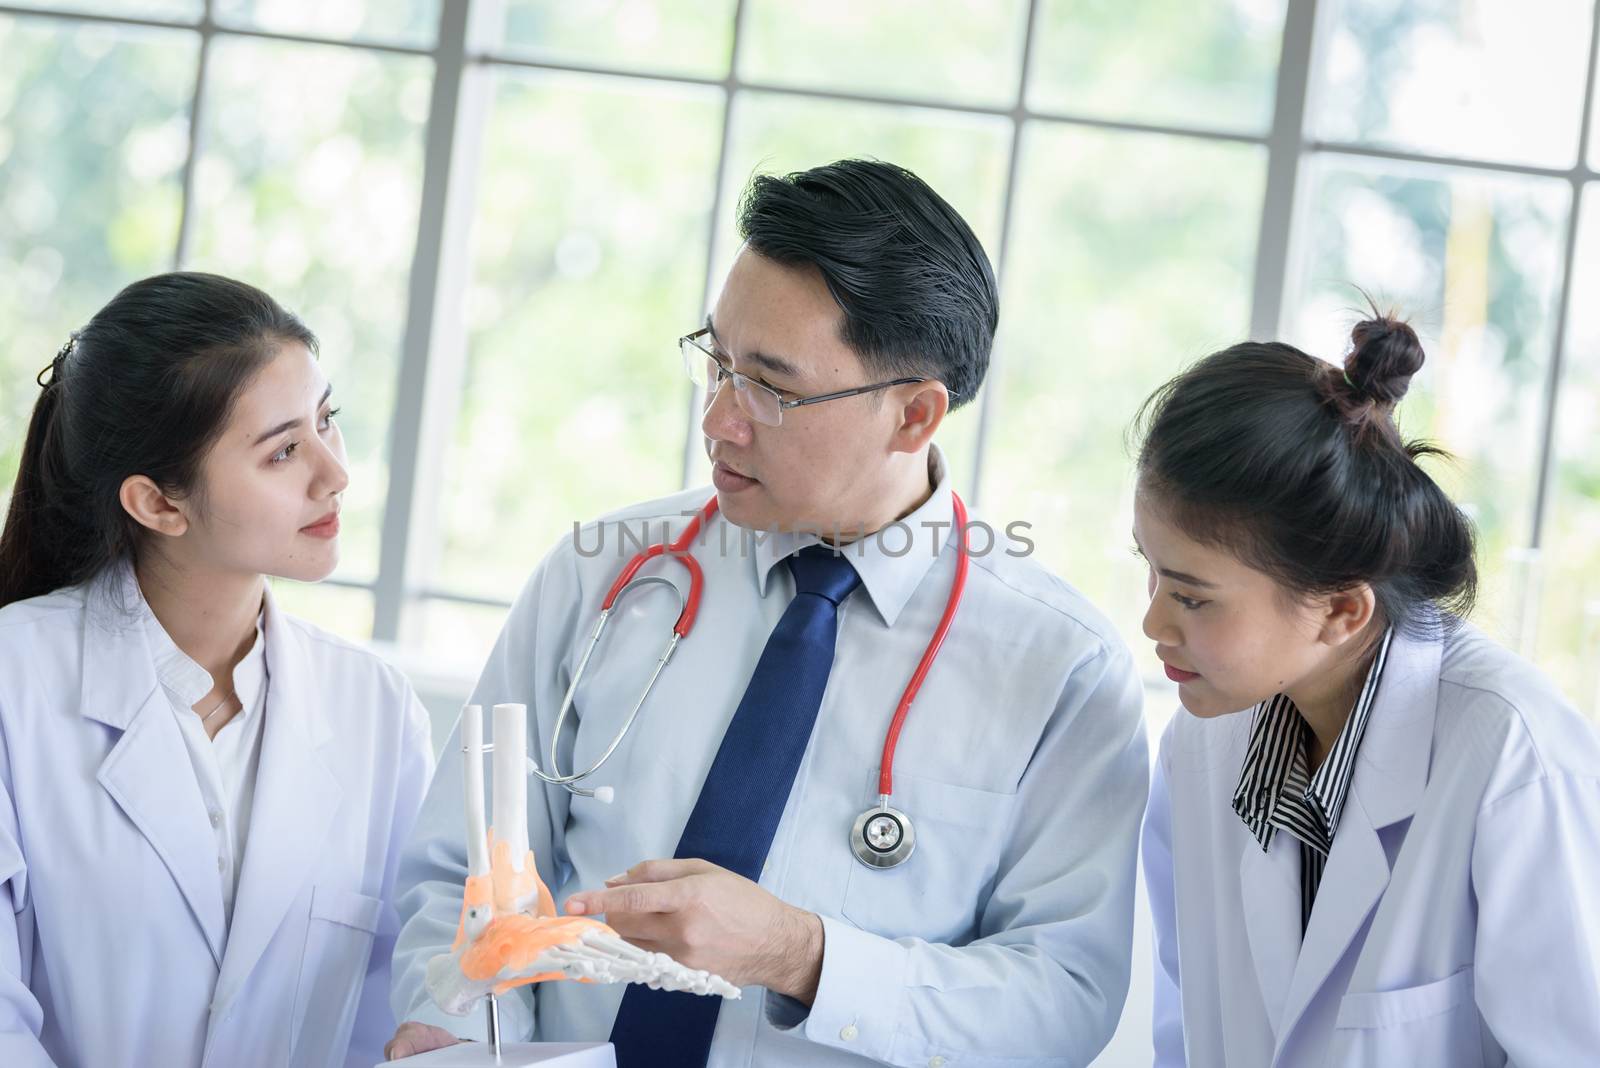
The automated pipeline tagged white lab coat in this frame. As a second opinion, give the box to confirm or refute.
[1143,622,1600,1067]
[0,567,435,1068]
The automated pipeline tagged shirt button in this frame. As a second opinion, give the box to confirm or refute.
[930,1058,946,1068]
[217,857,226,873]
[839,1024,858,1042]
[209,810,221,828]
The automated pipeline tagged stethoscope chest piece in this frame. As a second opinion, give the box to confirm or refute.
[851,802,916,869]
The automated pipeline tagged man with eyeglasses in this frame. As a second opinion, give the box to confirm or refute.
[388,159,1147,1067]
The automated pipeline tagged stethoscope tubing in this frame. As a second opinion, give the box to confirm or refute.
[530,492,971,819]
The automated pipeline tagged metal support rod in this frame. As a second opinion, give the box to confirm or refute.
[486,992,503,1060]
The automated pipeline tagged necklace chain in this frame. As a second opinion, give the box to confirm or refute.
[200,691,238,723]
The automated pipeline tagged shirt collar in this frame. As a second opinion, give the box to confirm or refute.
[144,608,213,711]
[752,445,956,628]
[132,569,267,716]
[1233,627,1396,852]
[230,621,268,721]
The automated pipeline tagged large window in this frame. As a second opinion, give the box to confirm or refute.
[3,0,1598,716]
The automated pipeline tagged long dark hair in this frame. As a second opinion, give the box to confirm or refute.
[1134,311,1477,637]
[0,272,318,608]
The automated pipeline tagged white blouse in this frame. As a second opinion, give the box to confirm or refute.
[145,603,268,933]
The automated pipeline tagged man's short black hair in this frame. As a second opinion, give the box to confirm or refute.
[736,158,998,410]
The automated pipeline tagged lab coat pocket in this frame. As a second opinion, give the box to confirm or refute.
[840,772,1016,945]
[291,885,383,1067]
[1329,966,1483,1068]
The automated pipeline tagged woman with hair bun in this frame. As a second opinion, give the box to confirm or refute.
[0,272,433,1067]
[1134,313,1600,1067]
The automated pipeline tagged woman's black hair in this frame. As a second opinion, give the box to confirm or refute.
[736,158,998,409]
[1133,308,1477,636]
[0,271,317,608]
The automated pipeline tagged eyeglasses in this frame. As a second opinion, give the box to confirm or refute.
[678,328,951,428]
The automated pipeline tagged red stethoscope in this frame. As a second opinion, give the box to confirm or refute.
[529,492,972,870]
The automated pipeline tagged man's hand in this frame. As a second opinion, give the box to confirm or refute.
[384,1021,460,1061]
[565,858,825,1004]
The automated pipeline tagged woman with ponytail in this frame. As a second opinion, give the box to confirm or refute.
[1134,313,1600,1067]
[0,273,433,1068]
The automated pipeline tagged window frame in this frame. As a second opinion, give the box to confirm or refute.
[4,0,1595,665]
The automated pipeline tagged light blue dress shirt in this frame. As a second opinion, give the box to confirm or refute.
[392,449,1149,1067]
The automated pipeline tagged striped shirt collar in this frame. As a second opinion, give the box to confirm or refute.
[1233,628,1395,854]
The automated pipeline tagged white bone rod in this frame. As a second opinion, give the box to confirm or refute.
[462,704,490,878]
[492,703,530,871]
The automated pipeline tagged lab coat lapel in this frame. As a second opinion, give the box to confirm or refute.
[1275,629,1441,1047]
[84,599,228,967]
[1277,791,1389,1046]
[211,589,341,1012]
[1239,834,1302,1036]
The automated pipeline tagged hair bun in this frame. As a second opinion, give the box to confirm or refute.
[1345,314,1425,407]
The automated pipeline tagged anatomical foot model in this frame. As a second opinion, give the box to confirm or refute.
[426,704,740,1017]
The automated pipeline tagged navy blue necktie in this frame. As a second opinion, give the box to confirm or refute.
[609,545,861,1066]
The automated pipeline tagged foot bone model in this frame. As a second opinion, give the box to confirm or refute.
[427,703,740,1016]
